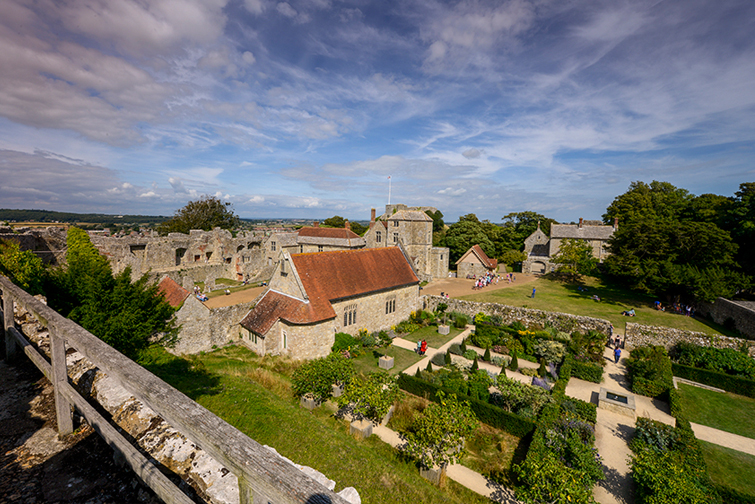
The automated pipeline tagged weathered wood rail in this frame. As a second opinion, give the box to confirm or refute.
[1,276,349,504]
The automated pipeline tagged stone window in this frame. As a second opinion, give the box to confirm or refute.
[299,245,303,253]
[393,221,399,227]
[237,245,244,253]
[343,304,357,326]
[225,257,232,264]
[376,231,381,243]
[385,297,396,314]
[318,245,324,252]
[393,233,399,243]
[271,241,276,251]
[194,255,200,262]
[280,259,287,276]
[282,330,287,349]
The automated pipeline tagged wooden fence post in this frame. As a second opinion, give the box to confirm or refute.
[3,292,17,361]
[50,323,74,435]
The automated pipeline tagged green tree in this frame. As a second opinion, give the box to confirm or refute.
[291,353,354,403]
[336,372,401,425]
[404,391,478,470]
[349,221,368,236]
[551,238,597,281]
[443,214,495,263]
[0,240,46,295]
[500,211,558,251]
[156,196,240,235]
[729,182,755,277]
[322,215,346,228]
[425,209,445,234]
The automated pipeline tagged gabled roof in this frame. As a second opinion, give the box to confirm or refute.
[455,244,498,269]
[240,248,419,335]
[550,223,615,240]
[157,277,189,308]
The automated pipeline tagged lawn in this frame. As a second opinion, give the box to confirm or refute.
[460,275,733,337]
[351,345,424,375]
[677,383,755,439]
[138,346,491,504]
[205,282,259,298]
[700,441,755,497]
[407,324,464,349]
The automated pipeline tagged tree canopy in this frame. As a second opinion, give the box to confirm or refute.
[320,215,368,236]
[551,238,597,282]
[156,196,240,235]
[443,214,496,263]
[603,181,752,302]
[0,239,46,295]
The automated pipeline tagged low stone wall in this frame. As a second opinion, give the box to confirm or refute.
[697,298,755,340]
[625,322,755,356]
[422,295,612,334]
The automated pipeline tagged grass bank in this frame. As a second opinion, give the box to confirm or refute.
[460,275,732,336]
[700,441,755,497]
[138,346,491,504]
[677,383,755,439]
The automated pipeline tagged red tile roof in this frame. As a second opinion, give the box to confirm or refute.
[157,277,189,308]
[240,248,418,335]
[456,244,498,269]
[297,227,361,239]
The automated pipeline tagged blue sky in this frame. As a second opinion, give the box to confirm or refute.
[0,0,753,222]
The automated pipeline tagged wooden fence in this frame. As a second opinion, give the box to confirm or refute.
[1,276,349,504]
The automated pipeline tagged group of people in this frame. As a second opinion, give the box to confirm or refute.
[612,334,622,363]
[415,339,428,355]
[472,272,501,289]
[193,285,209,301]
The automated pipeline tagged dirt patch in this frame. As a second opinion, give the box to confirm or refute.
[202,286,266,309]
[422,274,538,299]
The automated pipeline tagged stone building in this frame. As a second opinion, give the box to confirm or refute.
[522,219,617,274]
[455,244,498,278]
[363,205,449,282]
[238,247,420,360]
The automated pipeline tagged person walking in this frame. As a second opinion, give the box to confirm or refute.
[531,287,536,298]
[614,346,621,363]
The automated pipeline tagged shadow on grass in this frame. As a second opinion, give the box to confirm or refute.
[139,353,223,400]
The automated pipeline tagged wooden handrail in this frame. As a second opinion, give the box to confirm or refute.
[1,276,349,504]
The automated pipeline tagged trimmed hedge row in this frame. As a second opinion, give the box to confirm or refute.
[564,355,603,383]
[672,363,755,399]
[397,373,536,438]
[714,484,755,504]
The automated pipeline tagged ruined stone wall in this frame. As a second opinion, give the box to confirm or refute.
[696,298,755,340]
[0,227,68,265]
[422,295,613,334]
[170,296,258,355]
[624,322,755,355]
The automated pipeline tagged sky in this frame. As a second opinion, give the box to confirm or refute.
[0,0,754,223]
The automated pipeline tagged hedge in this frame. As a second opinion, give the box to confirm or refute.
[397,373,536,438]
[672,363,755,399]
[561,397,597,424]
[564,355,603,383]
[714,485,755,504]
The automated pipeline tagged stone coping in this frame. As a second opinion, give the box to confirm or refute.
[598,387,636,418]
[673,376,726,393]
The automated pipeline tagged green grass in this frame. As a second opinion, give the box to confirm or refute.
[677,383,755,439]
[216,277,242,286]
[408,324,463,349]
[700,441,755,497]
[139,346,490,504]
[351,345,424,375]
[460,275,733,336]
[206,283,259,298]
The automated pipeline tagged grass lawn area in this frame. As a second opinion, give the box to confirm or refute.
[351,345,424,375]
[460,275,733,337]
[139,346,490,504]
[408,324,463,349]
[206,282,259,298]
[677,383,755,439]
[700,441,755,497]
[216,277,242,286]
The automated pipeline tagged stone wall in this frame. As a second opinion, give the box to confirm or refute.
[332,284,420,336]
[423,295,612,334]
[624,322,755,356]
[0,227,68,265]
[696,298,755,340]
[171,296,258,355]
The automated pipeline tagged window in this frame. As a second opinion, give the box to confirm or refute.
[385,298,396,314]
[280,259,287,276]
[393,233,399,243]
[271,241,276,251]
[343,304,357,326]
[299,245,303,253]
[393,221,399,227]
[318,245,324,252]
[282,331,287,349]
[194,255,200,262]
[376,231,381,243]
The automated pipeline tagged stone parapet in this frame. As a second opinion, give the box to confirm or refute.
[697,298,755,340]
[625,322,754,356]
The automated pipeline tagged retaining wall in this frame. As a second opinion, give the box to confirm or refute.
[422,295,612,334]
[625,322,755,356]
[697,298,755,340]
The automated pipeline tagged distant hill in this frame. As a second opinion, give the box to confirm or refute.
[0,209,169,225]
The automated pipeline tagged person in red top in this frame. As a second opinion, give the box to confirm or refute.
[420,340,427,355]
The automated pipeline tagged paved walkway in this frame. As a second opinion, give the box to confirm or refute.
[690,422,755,455]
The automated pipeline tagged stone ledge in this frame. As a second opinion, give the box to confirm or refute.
[673,376,726,393]
[598,387,636,418]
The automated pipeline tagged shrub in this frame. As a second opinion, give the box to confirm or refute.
[509,351,519,371]
[448,343,463,355]
[291,353,354,402]
[491,355,508,367]
[534,340,567,364]
[460,339,467,353]
[560,397,597,424]
[564,355,604,383]
[483,348,491,362]
[454,315,468,329]
[332,332,359,353]
[358,330,377,347]
[444,350,452,366]
[538,358,547,377]
[491,375,554,418]
[470,331,493,349]
[467,369,491,402]
[521,368,538,377]
[471,358,479,371]
[336,372,401,425]
[568,330,606,363]
[431,352,446,367]
[671,342,755,380]
[463,349,477,361]
[625,345,673,397]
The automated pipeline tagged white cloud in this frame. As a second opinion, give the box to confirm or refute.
[277,2,297,18]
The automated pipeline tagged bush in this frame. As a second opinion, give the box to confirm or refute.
[565,355,604,383]
[538,358,547,377]
[671,363,755,398]
[332,332,359,353]
[444,350,452,366]
[560,397,597,424]
[467,369,491,402]
[509,351,519,371]
[463,349,478,361]
[625,345,673,397]
[483,348,491,362]
[454,314,468,329]
[448,343,463,355]
[490,355,508,367]
[671,342,755,379]
[291,353,354,402]
[431,352,446,367]
[491,374,554,418]
[533,340,566,364]
[470,331,493,349]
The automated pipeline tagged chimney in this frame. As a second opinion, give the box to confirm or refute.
[578,218,583,229]
[369,208,376,229]
[614,217,618,230]
[313,221,319,228]
[345,220,350,230]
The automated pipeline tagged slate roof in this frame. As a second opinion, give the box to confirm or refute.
[455,244,498,269]
[387,210,432,222]
[550,223,615,240]
[157,277,189,308]
[240,248,418,335]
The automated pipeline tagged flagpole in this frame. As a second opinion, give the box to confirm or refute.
[388,176,391,205]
